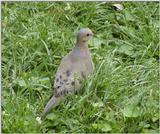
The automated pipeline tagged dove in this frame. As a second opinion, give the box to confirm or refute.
[42,28,94,117]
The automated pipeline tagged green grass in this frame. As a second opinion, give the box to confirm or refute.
[2,1,159,133]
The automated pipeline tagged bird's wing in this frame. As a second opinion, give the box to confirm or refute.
[42,54,83,116]
[53,55,81,97]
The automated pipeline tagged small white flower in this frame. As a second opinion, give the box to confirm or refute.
[113,4,124,11]
[36,117,42,124]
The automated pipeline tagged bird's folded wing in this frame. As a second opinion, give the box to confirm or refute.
[53,56,81,97]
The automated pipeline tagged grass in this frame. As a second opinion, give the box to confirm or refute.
[2,1,159,133]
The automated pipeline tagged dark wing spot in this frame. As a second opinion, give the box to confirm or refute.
[63,79,68,82]
[55,94,60,97]
[60,75,62,79]
[57,86,60,88]
[66,70,71,77]
[55,90,63,97]
[56,78,59,82]
[59,89,68,96]
[71,81,75,86]
[55,90,60,97]
[60,91,63,96]
[63,90,68,95]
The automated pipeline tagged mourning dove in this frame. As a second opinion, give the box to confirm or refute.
[42,28,94,117]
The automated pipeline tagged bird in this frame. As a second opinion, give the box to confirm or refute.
[41,28,94,117]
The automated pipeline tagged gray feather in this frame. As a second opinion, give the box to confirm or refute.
[41,96,63,117]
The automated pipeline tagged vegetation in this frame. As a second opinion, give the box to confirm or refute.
[2,2,159,133]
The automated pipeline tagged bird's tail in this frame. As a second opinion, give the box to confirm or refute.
[41,95,63,118]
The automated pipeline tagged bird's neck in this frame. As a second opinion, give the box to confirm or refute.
[76,42,88,48]
[73,42,89,57]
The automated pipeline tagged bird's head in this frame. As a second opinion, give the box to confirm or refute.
[77,28,94,44]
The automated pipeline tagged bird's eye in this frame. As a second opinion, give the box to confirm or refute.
[86,33,90,36]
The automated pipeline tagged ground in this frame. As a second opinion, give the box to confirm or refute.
[2,2,159,133]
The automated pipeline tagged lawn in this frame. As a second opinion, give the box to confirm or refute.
[1,1,159,133]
